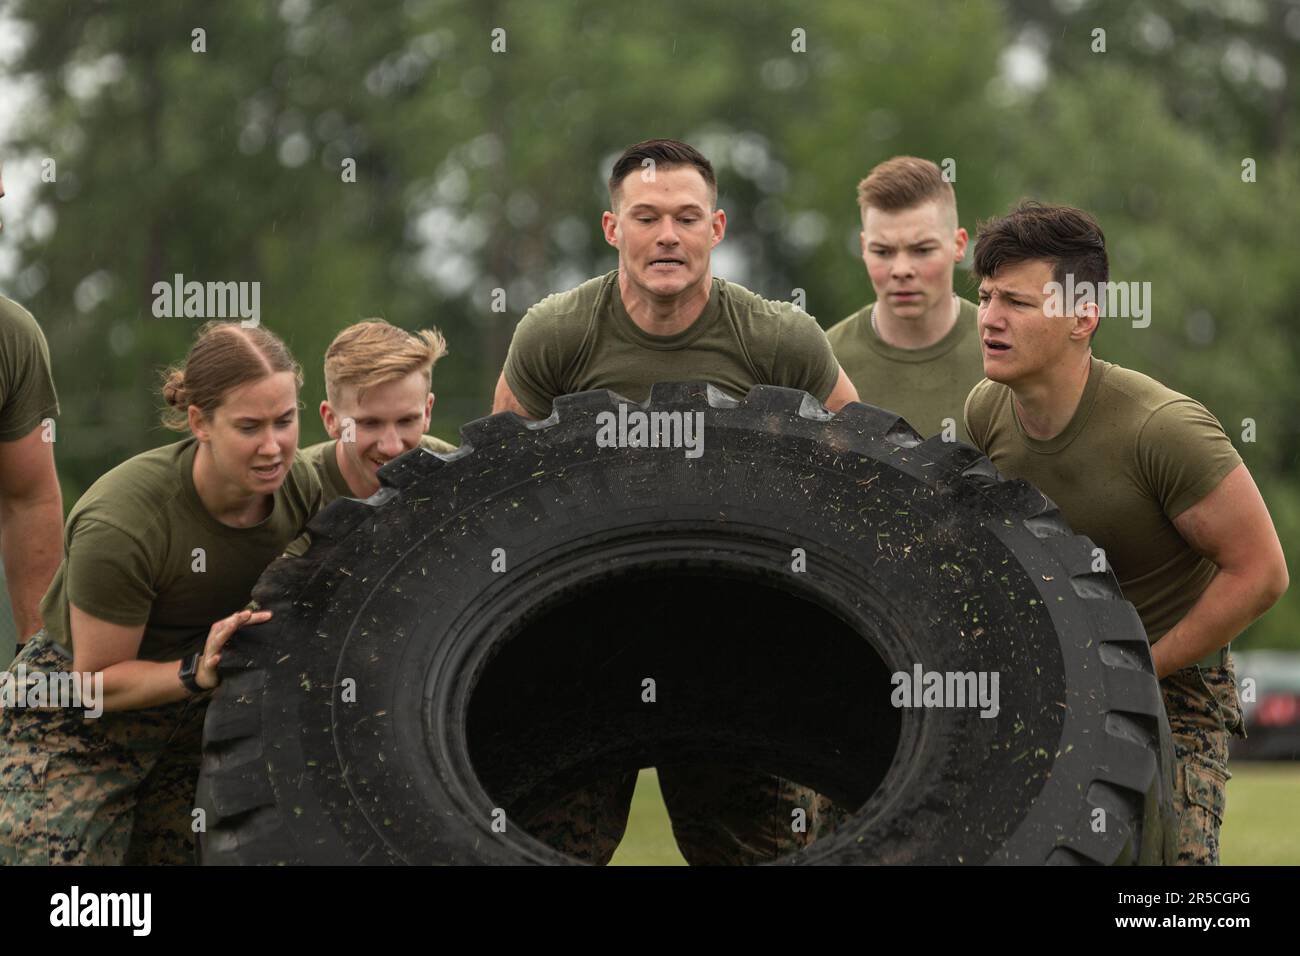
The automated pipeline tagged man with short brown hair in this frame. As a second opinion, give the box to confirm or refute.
[493,138,858,419]
[828,156,983,443]
[964,200,1289,864]
[493,138,856,866]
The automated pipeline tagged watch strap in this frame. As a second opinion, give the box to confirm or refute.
[179,652,206,694]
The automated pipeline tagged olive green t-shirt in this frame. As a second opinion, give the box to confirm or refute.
[0,295,60,441]
[503,271,841,419]
[300,433,459,504]
[964,357,1243,647]
[39,438,323,662]
[826,297,982,442]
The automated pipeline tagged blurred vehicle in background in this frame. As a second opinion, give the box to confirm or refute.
[1231,651,1300,761]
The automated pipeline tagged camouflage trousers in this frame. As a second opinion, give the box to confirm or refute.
[0,632,208,865]
[523,767,846,865]
[1160,657,1245,866]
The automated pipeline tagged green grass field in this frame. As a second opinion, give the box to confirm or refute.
[607,763,1300,866]
[1220,762,1300,865]
[607,768,688,866]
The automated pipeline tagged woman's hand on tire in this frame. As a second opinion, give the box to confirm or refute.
[197,609,271,690]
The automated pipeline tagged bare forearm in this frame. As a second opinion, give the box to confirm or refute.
[90,658,194,712]
[0,496,64,639]
[69,607,260,712]
[1151,567,1281,678]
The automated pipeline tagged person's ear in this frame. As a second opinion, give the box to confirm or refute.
[424,392,434,425]
[953,227,969,263]
[188,405,210,442]
[1072,300,1100,342]
[320,400,340,439]
[601,210,619,249]
[711,208,726,247]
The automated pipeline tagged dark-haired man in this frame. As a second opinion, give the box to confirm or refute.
[0,165,64,662]
[828,156,983,442]
[964,201,1288,864]
[493,138,857,866]
[493,139,857,418]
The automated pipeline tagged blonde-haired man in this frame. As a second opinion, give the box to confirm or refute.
[302,320,457,503]
[827,156,983,443]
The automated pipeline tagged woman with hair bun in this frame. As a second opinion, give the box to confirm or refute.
[0,320,322,865]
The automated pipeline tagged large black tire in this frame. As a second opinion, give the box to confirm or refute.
[198,382,1176,865]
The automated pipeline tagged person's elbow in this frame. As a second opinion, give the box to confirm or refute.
[492,370,535,419]
[1235,549,1291,618]
[0,479,62,524]
[29,471,62,511]
[1259,554,1290,611]
[0,450,63,515]
[823,368,858,412]
[491,370,512,414]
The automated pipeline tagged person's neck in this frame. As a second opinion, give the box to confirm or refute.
[1011,350,1094,441]
[192,443,273,527]
[335,439,379,498]
[874,292,959,350]
[619,266,713,337]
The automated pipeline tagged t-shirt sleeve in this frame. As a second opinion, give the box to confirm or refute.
[279,457,325,559]
[281,530,313,560]
[771,310,841,402]
[302,457,326,519]
[1137,400,1243,520]
[963,380,991,453]
[0,303,60,441]
[64,519,157,627]
[503,306,569,419]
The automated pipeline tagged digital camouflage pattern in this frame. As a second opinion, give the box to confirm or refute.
[0,632,207,865]
[523,766,845,865]
[1161,656,1244,866]
[659,765,845,865]
[0,642,1237,867]
[521,771,638,864]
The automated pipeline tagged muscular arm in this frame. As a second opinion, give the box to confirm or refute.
[492,370,537,419]
[1150,464,1289,678]
[823,367,859,413]
[0,425,63,640]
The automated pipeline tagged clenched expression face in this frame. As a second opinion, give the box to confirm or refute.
[603,164,725,301]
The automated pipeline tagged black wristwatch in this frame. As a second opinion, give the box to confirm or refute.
[179,652,207,694]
